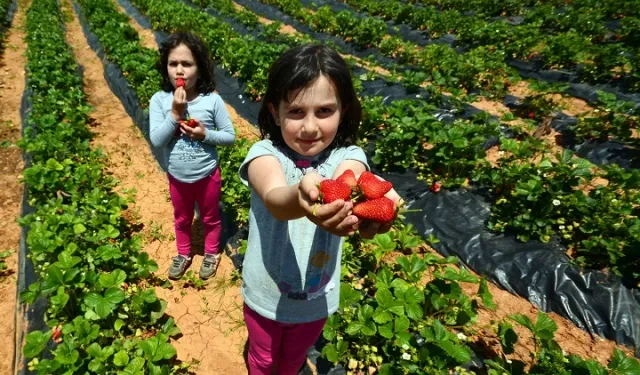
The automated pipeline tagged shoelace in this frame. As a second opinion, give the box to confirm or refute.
[172,257,187,267]
[202,256,217,268]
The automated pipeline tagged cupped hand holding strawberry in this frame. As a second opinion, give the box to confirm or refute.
[299,171,358,237]
[178,117,206,141]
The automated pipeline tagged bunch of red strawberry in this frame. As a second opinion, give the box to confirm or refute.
[318,170,396,223]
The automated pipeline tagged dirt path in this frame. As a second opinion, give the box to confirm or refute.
[62,0,251,373]
[0,0,28,373]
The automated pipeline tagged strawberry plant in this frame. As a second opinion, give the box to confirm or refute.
[18,0,185,373]
[485,312,640,375]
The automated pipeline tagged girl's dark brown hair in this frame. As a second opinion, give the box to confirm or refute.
[258,44,362,148]
[157,32,216,94]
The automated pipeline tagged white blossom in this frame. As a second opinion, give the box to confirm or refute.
[552,199,561,206]
[457,332,468,341]
[402,353,411,360]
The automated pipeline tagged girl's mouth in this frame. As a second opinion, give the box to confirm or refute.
[299,139,318,145]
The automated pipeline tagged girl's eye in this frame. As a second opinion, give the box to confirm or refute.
[289,109,302,115]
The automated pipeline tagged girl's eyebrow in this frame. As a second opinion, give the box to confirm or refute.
[286,101,338,108]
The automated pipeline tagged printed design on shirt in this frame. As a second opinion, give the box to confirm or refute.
[176,137,204,162]
[277,250,335,301]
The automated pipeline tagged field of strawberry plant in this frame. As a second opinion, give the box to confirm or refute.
[5,0,640,374]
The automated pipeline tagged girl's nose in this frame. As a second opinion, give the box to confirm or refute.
[301,115,318,134]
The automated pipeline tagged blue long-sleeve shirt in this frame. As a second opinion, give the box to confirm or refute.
[149,91,235,183]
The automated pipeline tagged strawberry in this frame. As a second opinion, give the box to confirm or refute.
[179,119,197,128]
[358,171,393,199]
[176,77,185,88]
[319,180,352,203]
[430,181,441,193]
[52,325,63,343]
[527,112,535,119]
[353,197,396,223]
[336,169,357,191]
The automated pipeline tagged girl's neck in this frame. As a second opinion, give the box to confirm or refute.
[284,146,332,167]
[185,89,200,102]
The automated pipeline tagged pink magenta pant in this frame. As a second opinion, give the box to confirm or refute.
[243,304,327,375]
[168,168,222,256]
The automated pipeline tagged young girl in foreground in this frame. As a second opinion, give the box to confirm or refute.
[149,32,235,280]
[239,44,399,375]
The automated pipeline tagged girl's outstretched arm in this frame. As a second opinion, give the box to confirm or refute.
[247,155,357,235]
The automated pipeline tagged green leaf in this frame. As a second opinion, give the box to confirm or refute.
[345,322,364,336]
[340,283,361,309]
[23,331,51,358]
[86,343,103,358]
[437,340,471,363]
[478,278,496,311]
[54,337,79,365]
[379,322,394,339]
[57,251,81,269]
[138,336,177,362]
[115,319,125,332]
[73,223,86,234]
[99,269,127,288]
[405,303,423,321]
[402,286,424,304]
[432,320,448,341]
[608,349,640,374]
[373,308,393,324]
[394,315,410,333]
[509,313,535,332]
[84,288,125,319]
[534,312,557,340]
[114,350,129,367]
[322,344,339,363]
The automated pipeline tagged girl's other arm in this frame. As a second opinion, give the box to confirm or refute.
[202,96,235,146]
[149,94,179,147]
[247,156,356,235]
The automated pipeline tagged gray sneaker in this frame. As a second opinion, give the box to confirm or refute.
[199,253,221,280]
[168,255,192,280]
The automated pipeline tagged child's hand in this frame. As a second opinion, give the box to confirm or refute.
[171,87,187,121]
[299,171,358,236]
[179,118,206,141]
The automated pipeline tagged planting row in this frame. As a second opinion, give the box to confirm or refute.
[17,0,186,373]
[334,0,640,91]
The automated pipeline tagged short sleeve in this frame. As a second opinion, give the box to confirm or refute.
[239,140,279,186]
[339,145,369,171]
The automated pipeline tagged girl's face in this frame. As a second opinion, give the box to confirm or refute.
[270,74,344,157]
[167,43,198,94]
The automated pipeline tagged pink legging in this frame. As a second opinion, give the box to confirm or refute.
[168,168,222,256]
[244,304,327,375]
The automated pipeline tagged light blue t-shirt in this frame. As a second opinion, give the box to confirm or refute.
[239,140,369,324]
[149,91,236,183]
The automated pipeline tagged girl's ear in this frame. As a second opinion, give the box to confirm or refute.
[268,102,280,126]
